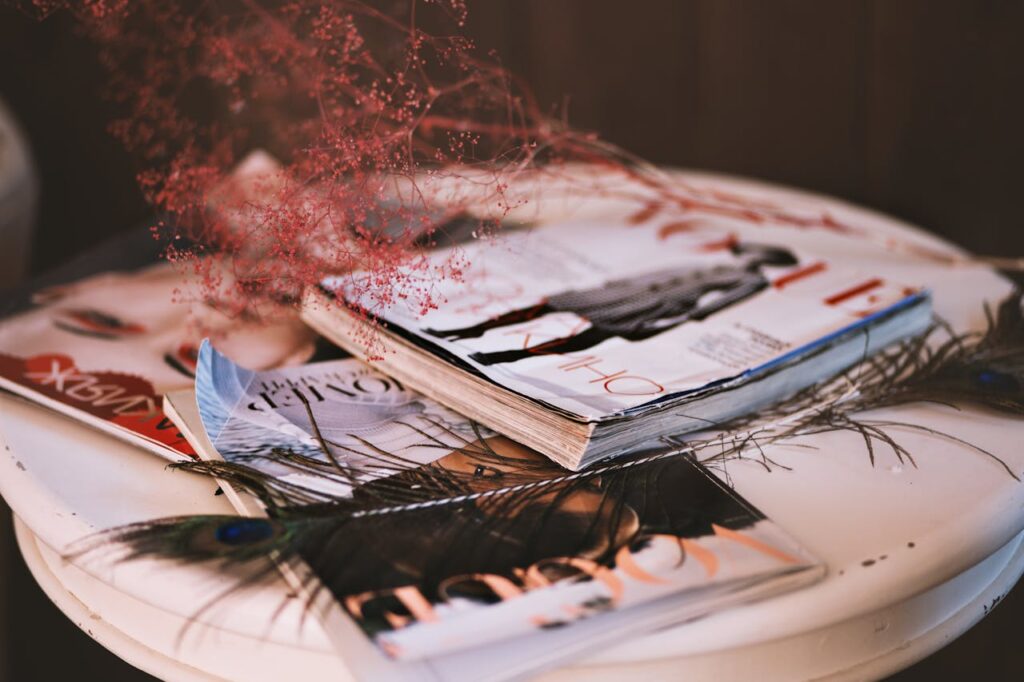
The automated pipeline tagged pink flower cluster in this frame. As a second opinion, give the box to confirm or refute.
[28,0,607,321]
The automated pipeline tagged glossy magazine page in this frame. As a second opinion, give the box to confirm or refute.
[328,214,924,421]
[0,229,203,459]
[194,343,822,662]
[0,232,316,460]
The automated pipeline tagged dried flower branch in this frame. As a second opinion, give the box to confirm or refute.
[19,0,1019,330]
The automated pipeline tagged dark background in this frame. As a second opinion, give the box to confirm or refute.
[1,0,1022,679]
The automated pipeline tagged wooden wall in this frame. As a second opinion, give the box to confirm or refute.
[465,1,1024,257]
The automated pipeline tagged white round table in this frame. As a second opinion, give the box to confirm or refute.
[1,171,1022,681]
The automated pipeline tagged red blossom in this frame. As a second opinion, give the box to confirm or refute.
[26,0,612,323]
[23,0,887,336]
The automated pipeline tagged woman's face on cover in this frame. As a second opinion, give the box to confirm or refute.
[433,437,560,488]
[3,262,316,392]
[433,437,640,553]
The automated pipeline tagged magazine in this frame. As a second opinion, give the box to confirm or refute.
[0,232,317,460]
[305,216,931,468]
[163,342,824,680]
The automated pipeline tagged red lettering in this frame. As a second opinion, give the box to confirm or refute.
[773,261,827,289]
[825,278,883,306]
[603,375,664,396]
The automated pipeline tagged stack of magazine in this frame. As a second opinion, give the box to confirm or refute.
[304,216,930,469]
[0,173,934,680]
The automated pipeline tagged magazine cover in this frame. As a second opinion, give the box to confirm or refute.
[0,230,317,460]
[193,342,823,661]
[329,217,925,421]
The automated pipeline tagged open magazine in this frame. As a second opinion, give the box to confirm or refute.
[307,215,930,468]
[163,342,824,680]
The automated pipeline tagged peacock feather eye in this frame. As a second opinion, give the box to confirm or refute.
[215,519,275,546]
[973,369,1020,392]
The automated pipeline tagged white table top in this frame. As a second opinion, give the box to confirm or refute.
[15,513,1024,682]
[1,170,1022,680]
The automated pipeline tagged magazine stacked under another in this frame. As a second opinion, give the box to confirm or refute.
[163,343,823,681]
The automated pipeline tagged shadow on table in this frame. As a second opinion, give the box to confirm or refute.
[0,498,1019,681]
[0,504,153,682]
